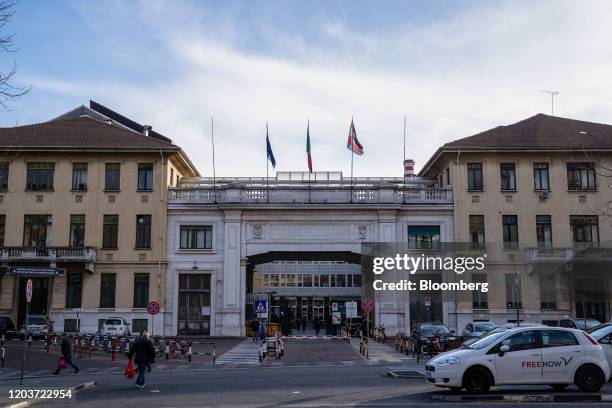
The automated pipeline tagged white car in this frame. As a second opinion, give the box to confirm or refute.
[100,317,130,336]
[426,326,609,393]
[587,323,612,372]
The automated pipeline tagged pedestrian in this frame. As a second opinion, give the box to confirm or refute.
[258,319,266,341]
[53,333,79,375]
[251,319,260,342]
[314,318,321,336]
[127,330,155,389]
[301,317,307,332]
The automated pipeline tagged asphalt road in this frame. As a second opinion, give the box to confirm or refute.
[3,364,612,407]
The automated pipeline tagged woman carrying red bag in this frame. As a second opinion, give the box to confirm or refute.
[127,330,155,389]
[53,333,79,375]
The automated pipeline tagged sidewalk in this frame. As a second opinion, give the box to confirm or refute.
[349,338,418,365]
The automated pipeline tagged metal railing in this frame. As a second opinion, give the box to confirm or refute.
[0,247,96,262]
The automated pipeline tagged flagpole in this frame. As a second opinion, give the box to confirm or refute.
[211,117,217,204]
[350,117,354,204]
[266,122,270,203]
[307,119,311,204]
[402,115,406,203]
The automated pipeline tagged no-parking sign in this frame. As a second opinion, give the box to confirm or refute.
[146,301,161,315]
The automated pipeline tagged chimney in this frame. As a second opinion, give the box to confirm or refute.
[143,125,152,137]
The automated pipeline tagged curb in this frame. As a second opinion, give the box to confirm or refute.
[432,392,604,403]
[387,369,424,378]
[3,381,97,408]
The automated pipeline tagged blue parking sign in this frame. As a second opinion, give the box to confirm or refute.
[254,300,268,318]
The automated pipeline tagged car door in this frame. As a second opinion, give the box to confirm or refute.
[493,330,542,384]
[539,329,582,382]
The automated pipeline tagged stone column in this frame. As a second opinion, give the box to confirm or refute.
[221,210,243,336]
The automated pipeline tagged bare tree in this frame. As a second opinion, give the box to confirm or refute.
[0,0,29,109]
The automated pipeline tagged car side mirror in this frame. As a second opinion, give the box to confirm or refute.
[499,345,510,356]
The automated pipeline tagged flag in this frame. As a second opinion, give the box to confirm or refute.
[306,122,313,173]
[346,119,363,155]
[266,129,276,169]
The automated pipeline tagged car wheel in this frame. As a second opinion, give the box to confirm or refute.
[463,367,491,394]
[550,384,569,391]
[575,365,604,393]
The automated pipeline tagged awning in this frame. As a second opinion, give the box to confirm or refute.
[9,267,64,277]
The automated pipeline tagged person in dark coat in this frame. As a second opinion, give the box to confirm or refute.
[251,319,260,342]
[53,333,79,375]
[128,331,155,389]
[314,318,322,336]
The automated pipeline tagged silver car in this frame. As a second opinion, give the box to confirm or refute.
[461,321,497,338]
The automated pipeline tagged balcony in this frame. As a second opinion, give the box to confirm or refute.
[0,247,97,272]
[525,243,612,264]
[169,175,453,206]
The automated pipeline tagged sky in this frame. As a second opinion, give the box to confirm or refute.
[2,0,612,177]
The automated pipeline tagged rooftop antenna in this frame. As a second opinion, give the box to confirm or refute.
[540,90,559,115]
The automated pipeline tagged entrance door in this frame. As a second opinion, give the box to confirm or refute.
[178,274,211,335]
[18,277,49,327]
[312,298,324,320]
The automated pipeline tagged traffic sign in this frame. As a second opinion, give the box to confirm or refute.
[146,301,160,315]
[361,298,375,312]
[424,297,431,307]
[254,300,268,315]
[25,279,32,303]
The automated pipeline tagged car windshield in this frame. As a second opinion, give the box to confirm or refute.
[474,323,496,332]
[587,325,612,340]
[419,324,450,334]
[576,319,600,330]
[469,329,509,350]
[28,317,46,325]
[105,319,122,325]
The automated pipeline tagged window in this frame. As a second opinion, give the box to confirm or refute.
[0,214,5,247]
[26,162,54,190]
[100,273,116,308]
[64,319,79,332]
[502,215,518,249]
[445,167,450,186]
[540,330,578,347]
[170,168,174,186]
[501,330,539,351]
[467,163,483,190]
[303,274,313,287]
[133,273,149,308]
[539,273,557,310]
[102,215,119,249]
[0,162,8,190]
[505,273,522,309]
[469,215,485,249]
[336,274,346,287]
[135,215,151,248]
[319,274,329,287]
[138,163,154,191]
[533,163,549,191]
[567,162,596,190]
[179,225,213,249]
[104,163,121,191]
[71,163,88,191]
[570,215,599,243]
[472,273,488,309]
[408,225,440,249]
[132,319,148,335]
[69,215,85,248]
[500,163,516,191]
[65,273,83,308]
[536,215,552,247]
[23,215,52,248]
[353,274,362,287]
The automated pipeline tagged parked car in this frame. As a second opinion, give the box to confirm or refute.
[587,323,612,370]
[462,322,497,338]
[412,322,453,343]
[426,326,609,393]
[19,315,52,339]
[0,316,16,339]
[558,318,601,331]
[100,317,130,336]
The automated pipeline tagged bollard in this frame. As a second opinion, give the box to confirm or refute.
[1,333,4,347]
[212,344,216,365]
[1,346,4,368]
[188,346,192,362]
[27,335,32,347]
[165,345,170,360]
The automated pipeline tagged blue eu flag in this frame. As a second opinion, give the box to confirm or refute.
[266,130,276,169]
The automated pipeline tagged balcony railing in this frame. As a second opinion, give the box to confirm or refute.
[0,247,97,263]
[169,180,453,205]
[525,243,612,263]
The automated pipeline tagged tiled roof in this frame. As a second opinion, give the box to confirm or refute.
[445,113,612,149]
[0,116,178,150]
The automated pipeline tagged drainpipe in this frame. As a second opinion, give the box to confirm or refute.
[158,150,164,293]
[455,149,461,241]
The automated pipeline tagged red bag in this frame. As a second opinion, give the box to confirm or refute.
[124,360,135,379]
[58,357,67,369]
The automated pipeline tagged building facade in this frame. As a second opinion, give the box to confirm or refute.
[420,113,612,331]
[165,172,453,336]
[0,103,198,334]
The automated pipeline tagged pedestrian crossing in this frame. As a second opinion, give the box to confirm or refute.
[350,340,415,364]
[215,340,261,366]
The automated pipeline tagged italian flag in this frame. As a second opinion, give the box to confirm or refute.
[307,122,313,173]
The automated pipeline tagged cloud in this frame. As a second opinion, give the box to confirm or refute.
[14,0,612,177]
